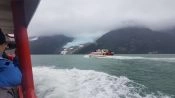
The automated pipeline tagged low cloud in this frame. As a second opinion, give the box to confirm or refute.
[28,0,175,46]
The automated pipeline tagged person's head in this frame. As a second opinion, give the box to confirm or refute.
[0,28,8,52]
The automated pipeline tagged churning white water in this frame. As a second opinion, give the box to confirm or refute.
[33,67,171,98]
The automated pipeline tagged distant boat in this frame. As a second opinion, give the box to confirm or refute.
[89,49,114,57]
[60,49,68,55]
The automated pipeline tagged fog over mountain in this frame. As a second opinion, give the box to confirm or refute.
[29,27,175,54]
[28,0,175,46]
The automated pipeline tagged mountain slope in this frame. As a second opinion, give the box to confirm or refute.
[30,35,73,54]
[76,27,175,54]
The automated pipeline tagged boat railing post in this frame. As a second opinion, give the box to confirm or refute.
[11,0,37,98]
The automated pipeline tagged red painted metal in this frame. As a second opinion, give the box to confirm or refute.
[11,0,37,98]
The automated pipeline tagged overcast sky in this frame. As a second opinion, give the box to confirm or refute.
[28,0,175,47]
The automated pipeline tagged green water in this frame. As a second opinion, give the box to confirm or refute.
[31,54,175,97]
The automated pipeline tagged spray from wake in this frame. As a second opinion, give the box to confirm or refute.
[33,67,171,98]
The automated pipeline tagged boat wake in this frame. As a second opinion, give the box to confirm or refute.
[33,66,172,98]
[84,55,175,62]
[109,56,175,62]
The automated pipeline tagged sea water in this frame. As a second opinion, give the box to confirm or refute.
[31,54,175,98]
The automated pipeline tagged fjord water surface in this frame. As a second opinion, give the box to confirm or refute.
[31,54,175,98]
